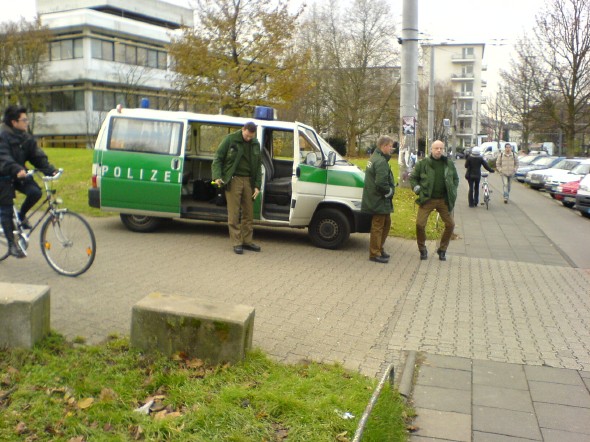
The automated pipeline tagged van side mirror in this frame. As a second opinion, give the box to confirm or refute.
[325,151,336,167]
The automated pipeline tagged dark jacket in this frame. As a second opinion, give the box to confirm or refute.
[465,154,494,179]
[409,154,459,212]
[211,129,262,190]
[0,124,56,205]
[361,149,395,214]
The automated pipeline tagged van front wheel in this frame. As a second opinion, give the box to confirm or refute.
[120,214,162,232]
[308,208,350,249]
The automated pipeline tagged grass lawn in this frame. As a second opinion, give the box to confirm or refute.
[0,334,412,441]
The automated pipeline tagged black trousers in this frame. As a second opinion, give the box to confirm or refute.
[467,177,481,207]
[14,177,42,219]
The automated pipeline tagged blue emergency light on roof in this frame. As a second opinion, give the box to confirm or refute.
[254,106,276,120]
[140,98,150,108]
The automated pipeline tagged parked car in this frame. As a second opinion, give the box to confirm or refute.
[546,160,590,194]
[575,173,590,218]
[525,158,583,190]
[554,179,583,208]
[515,156,564,182]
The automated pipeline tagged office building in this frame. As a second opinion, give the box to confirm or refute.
[32,0,193,147]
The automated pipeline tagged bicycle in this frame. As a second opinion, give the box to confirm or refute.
[0,169,96,276]
[481,171,491,210]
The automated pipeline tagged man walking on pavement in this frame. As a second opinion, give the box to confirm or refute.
[409,140,459,261]
[361,135,395,264]
[496,143,519,203]
[212,122,262,255]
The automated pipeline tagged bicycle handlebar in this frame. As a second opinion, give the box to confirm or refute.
[25,168,64,181]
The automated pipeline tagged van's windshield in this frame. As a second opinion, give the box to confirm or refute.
[318,135,347,163]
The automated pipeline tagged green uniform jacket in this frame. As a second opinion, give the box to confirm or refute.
[211,130,262,189]
[361,150,395,214]
[409,155,459,212]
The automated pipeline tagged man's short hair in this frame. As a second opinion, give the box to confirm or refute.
[505,143,512,148]
[377,135,394,148]
[3,105,27,127]
[243,122,257,133]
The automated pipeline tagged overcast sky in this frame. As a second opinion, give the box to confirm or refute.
[4,0,544,97]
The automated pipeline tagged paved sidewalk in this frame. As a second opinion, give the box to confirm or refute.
[1,160,590,440]
[401,165,590,441]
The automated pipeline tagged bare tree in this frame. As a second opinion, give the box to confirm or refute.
[318,0,400,156]
[482,88,512,145]
[0,18,50,132]
[500,38,546,151]
[532,0,590,155]
[417,81,456,145]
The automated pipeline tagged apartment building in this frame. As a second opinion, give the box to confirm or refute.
[421,42,486,148]
[32,0,193,147]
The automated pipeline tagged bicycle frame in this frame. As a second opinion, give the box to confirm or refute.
[14,169,65,239]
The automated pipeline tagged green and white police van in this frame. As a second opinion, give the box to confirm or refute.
[88,106,371,249]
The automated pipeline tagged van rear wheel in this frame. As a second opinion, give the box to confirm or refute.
[120,214,162,232]
[308,208,350,249]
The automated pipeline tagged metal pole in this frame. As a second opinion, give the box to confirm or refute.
[427,44,435,152]
[398,0,419,187]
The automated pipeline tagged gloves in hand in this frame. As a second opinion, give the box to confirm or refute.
[413,185,421,195]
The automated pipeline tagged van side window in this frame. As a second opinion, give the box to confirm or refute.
[108,117,183,155]
[197,124,241,155]
[298,128,323,167]
[270,130,294,160]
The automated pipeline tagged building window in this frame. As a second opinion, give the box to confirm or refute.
[91,39,114,61]
[49,38,83,60]
[44,90,85,111]
[125,45,137,64]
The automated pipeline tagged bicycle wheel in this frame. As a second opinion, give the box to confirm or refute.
[40,211,96,276]
[0,225,9,261]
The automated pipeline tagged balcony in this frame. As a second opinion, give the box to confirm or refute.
[457,91,474,98]
[451,73,475,81]
[457,109,473,117]
[451,54,476,62]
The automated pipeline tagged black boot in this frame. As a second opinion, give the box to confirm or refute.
[8,241,26,258]
[437,249,446,261]
[419,249,428,260]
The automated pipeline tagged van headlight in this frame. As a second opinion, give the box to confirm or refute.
[352,200,362,209]
[581,183,589,191]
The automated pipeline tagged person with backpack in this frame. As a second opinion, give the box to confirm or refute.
[464,147,494,207]
[496,143,519,203]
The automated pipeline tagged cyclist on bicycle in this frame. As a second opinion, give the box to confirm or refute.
[0,105,57,258]
[464,146,494,208]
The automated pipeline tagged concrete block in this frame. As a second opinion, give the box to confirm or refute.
[0,283,50,349]
[130,292,255,364]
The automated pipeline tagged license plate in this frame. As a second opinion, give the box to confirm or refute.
[564,196,575,203]
[530,179,541,184]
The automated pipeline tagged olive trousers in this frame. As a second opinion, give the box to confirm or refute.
[369,213,391,258]
[225,176,254,247]
[416,198,455,252]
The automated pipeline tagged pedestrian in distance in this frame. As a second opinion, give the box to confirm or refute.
[409,140,459,261]
[212,122,262,255]
[464,146,494,207]
[361,135,396,264]
[496,143,519,203]
[0,105,57,258]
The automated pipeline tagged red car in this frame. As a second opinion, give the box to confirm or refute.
[554,179,582,208]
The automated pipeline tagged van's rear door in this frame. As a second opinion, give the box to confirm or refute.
[100,116,185,216]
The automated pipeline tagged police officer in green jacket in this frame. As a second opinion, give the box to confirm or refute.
[361,135,395,263]
[409,140,459,261]
[212,122,262,255]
